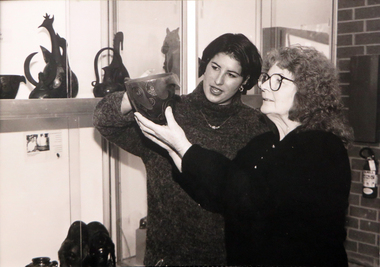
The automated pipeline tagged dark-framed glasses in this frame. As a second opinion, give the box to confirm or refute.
[257,72,294,91]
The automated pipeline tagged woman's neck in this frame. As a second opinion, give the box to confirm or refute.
[266,114,301,140]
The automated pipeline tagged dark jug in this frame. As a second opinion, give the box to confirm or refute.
[25,257,58,267]
[92,32,130,97]
[0,75,26,99]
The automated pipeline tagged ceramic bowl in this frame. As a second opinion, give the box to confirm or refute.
[125,73,179,124]
[0,75,26,99]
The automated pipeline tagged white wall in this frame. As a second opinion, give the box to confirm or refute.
[195,0,260,93]
[117,1,182,78]
[261,0,332,58]
[0,124,104,266]
[0,129,71,265]
[264,0,332,29]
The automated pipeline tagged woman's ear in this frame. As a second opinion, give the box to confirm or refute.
[198,58,206,78]
[242,75,250,87]
[244,75,250,84]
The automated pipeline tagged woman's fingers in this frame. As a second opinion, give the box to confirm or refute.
[134,116,169,148]
[165,106,176,126]
[142,130,171,150]
[134,115,155,136]
[134,109,191,158]
[134,112,170,144]
[134,112,156,129]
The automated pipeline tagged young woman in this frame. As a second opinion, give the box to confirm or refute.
[135,46,353,266]
[93,33,268,266]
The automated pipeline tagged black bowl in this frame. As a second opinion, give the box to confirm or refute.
[0,75,26,99]
[125,73,179,124]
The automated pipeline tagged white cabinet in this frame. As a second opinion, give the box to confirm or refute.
[0,98,103,266]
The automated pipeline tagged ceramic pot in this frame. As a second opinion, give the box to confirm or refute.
[125,72,179,124]
[92,32,130,97]
[0,75,26,99]
[25,257,58,267]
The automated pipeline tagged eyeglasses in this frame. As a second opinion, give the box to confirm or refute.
[257,72,294,91]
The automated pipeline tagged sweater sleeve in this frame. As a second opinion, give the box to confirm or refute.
[93,91,148,157]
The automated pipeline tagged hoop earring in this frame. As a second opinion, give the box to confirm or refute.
[239,85,244,92]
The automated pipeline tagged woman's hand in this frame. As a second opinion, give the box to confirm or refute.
[134,106,192,171]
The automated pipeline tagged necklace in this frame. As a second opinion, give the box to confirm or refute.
[200,110,233,130]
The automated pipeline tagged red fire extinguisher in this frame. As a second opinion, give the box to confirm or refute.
[360,147,378,198]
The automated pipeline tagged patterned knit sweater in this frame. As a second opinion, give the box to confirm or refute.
[93,82,268,266]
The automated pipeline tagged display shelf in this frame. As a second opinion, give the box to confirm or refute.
[0,98,100,132]
[0,98,100,119]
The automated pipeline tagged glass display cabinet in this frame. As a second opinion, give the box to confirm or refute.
[0,0,335,266]
[115,1,336,266]
[0,1,110,266]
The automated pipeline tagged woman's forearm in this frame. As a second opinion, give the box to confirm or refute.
[168,150,183,172]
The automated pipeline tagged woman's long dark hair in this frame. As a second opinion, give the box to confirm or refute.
[199,33,262,92]
[263,45,353,146]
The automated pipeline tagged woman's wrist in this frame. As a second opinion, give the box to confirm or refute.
[177,140,192,158]
[120,92,133,114]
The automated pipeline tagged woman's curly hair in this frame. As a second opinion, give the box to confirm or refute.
[263,45,353,146]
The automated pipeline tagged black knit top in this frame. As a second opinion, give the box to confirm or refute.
[93,81,268,266]
[180,129,351,266]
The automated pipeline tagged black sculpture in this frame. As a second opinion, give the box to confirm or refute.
[0,75,26,99]
[161,27,180,81]
[87,222,116,267]
[24,14,78,99]
[25,257,58,267]
[92,32,130,97]
[58,221,90,267]
[58,221,115,267]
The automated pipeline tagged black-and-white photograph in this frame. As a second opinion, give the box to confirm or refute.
[0,1,379,267]
[26,133,50,153]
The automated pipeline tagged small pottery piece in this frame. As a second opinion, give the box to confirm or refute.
[58,221,115,267]
[58,221,90,267]
[0,75,26,99]
[125,72,179,124]
[87,221,116,267]
[25,257,58,267]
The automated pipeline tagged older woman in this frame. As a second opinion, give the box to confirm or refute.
[93,33,268,266]
[135,46,353,266]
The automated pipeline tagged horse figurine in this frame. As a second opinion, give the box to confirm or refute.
[87,221,116,267]
[92,32,130,97]
[161,27,180,81]
[58,221,90,267]
[24,14,78,99]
